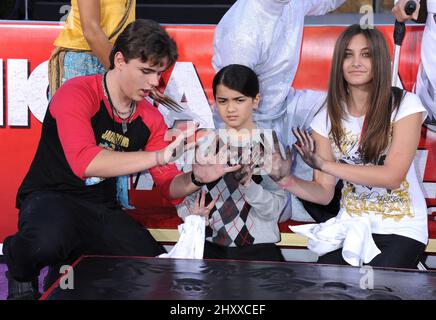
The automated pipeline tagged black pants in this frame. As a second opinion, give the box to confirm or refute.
[204,241,285,262]
[3,191,165,282]
[317,233,426,269]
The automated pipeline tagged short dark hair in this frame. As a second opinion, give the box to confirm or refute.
[109,19,178,69]
[212,64,259,99]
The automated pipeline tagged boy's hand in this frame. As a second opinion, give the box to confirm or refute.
[193,135,241,184]
[262,131,293,182]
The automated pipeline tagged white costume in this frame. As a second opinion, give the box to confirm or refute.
[416,0,436,124]
[212,0,345,221]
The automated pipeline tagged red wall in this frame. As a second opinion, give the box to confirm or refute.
[0,22,434,243]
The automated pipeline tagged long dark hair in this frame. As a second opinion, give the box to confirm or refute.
[212,64,259,99]
[327,24,404,164]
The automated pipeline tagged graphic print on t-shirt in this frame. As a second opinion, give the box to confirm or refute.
[100,129,130,151]
[329,125,413,222]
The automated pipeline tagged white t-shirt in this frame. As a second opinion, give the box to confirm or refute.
[311,92,428,244]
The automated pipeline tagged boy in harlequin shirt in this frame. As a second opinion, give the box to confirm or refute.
[178,64,288,262]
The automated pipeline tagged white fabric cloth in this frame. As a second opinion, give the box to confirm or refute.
[428,0,436,14]
[290,216,381,266]
[159,215,205,259]
[416,0,436,120]
[311,92,429,245]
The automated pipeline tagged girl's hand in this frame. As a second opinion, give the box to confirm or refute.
[292,127,325,171]
[193,135,241,183]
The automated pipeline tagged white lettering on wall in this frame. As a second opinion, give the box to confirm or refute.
[4,60,213,128]
[424,183,436,199]
[7,59,49,126]
[26,61,49,123]
[7,59,28,126]
[157,62,214,129]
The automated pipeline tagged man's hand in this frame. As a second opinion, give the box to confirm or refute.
[233,143,264,186]
[192,135,241,184]
[392,0,420,22]
[292,127,325,171]
[156,124,197,165]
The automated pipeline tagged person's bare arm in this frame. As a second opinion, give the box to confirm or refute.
[318,113,423,189]
[282,131,337,205]
[77,0,112,69]
[294,113,424,190]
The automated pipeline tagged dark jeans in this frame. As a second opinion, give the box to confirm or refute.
[204,241,285,262]
[3,191,165,282]
[317,233,426,269]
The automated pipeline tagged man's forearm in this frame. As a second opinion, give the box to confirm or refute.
[169,172,201,199]
[84,149,160,178]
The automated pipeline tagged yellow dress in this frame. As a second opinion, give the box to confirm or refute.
[54,0,135,50]
[48,0,135,95]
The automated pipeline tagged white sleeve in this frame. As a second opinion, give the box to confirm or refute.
[415,7,436,120]
[212,30,260,72]
[428,0,436,13]
[212,0,293,72]
[303,0,346,16]
[239,179,287,221]
[393,92,428,123]
[310,107,331,138]
[212,0,271,72]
